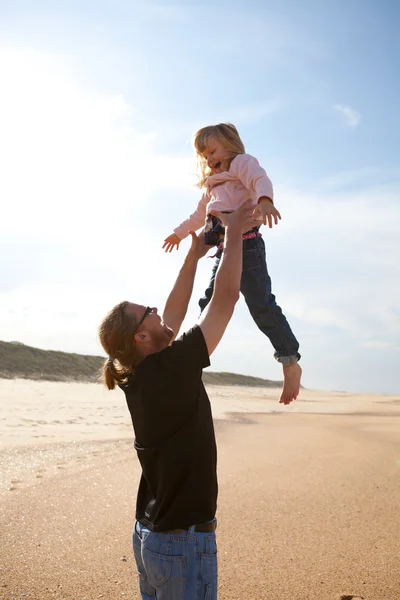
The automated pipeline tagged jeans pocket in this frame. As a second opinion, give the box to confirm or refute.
[204,534,217,555]
[142,545,186,591]
[142,546,172,587]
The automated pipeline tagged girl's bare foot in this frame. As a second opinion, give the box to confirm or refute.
[279,362,302,405]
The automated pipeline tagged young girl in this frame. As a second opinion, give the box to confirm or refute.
[163,123,302,403]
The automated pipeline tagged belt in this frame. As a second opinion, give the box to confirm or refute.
[242,231,262,241]
[167,520,217,534]
[209,231,262,258]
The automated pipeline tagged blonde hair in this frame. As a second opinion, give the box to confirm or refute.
[98,301,141,390]
[193,123,246,188]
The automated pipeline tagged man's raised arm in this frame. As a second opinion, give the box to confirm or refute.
[162,231,208,340]
[199,200,254,355]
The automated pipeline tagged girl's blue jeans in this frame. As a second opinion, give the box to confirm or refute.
[199,235,300,364]
[133,520,218,599]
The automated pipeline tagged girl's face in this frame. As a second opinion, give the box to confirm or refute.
[201,137,233,174]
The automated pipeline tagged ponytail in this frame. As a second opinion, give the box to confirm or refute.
[98,301,140,390]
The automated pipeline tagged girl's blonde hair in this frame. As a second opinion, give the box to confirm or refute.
[98,301,141,390]
[193,123,245,188]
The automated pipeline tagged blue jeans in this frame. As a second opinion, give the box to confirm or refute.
[133,520,218,599]
[199,236,300,364]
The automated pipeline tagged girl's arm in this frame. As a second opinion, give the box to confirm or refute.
[231,154,281,228]
[173,193,208,239]
[163,194,208,252]
[231,154,274,202]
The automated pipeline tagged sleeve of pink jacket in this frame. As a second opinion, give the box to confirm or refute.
[231,154,274,201]
[173,193,208,240]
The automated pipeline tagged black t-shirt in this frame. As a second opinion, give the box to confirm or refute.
[120,325,217,532]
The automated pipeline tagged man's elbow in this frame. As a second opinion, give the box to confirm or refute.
[214,286,240,307]
[229,289,240,305]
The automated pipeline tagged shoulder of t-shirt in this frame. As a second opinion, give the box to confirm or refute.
[165,324,210,369]
[177,323,202,340]
[172,323,209,353]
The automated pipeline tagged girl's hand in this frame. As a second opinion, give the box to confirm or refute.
[253,197,282,228]
[163,233,181,253]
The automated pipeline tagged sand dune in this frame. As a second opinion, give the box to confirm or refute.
[1,379,399,599]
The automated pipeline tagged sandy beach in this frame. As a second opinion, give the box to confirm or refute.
[1,379,399,599]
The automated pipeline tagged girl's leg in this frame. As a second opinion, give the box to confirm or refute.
[240,237,302,404]
[240,237,300,360]
[198,251,222,314]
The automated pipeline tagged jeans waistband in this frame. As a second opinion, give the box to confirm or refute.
[135,518,217,537]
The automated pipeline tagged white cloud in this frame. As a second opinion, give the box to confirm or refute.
[334,103,361,128]
[0,47,195,243]
[218,100,280,125]
[0,45,198,351]
[317,166,400,190]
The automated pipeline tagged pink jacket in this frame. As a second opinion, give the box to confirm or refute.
[173,153,274,240]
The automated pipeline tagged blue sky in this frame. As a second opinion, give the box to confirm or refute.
[0,0,399,393]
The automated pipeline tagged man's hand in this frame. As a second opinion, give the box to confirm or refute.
[252,197,281,228]
[163,233,181,253]
[188,229,209,260]
[211,198,255,232]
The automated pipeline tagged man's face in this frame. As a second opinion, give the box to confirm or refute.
[125,303,174,350]
[202,137,232,174]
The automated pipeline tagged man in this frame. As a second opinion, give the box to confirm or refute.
[98,201,293,599]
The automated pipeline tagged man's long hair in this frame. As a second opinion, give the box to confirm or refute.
[98,301,141,390]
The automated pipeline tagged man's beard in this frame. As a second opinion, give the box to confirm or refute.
[153,324,174,350]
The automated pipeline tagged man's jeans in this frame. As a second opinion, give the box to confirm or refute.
[199,236,300,364]
[133,520,218,599]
